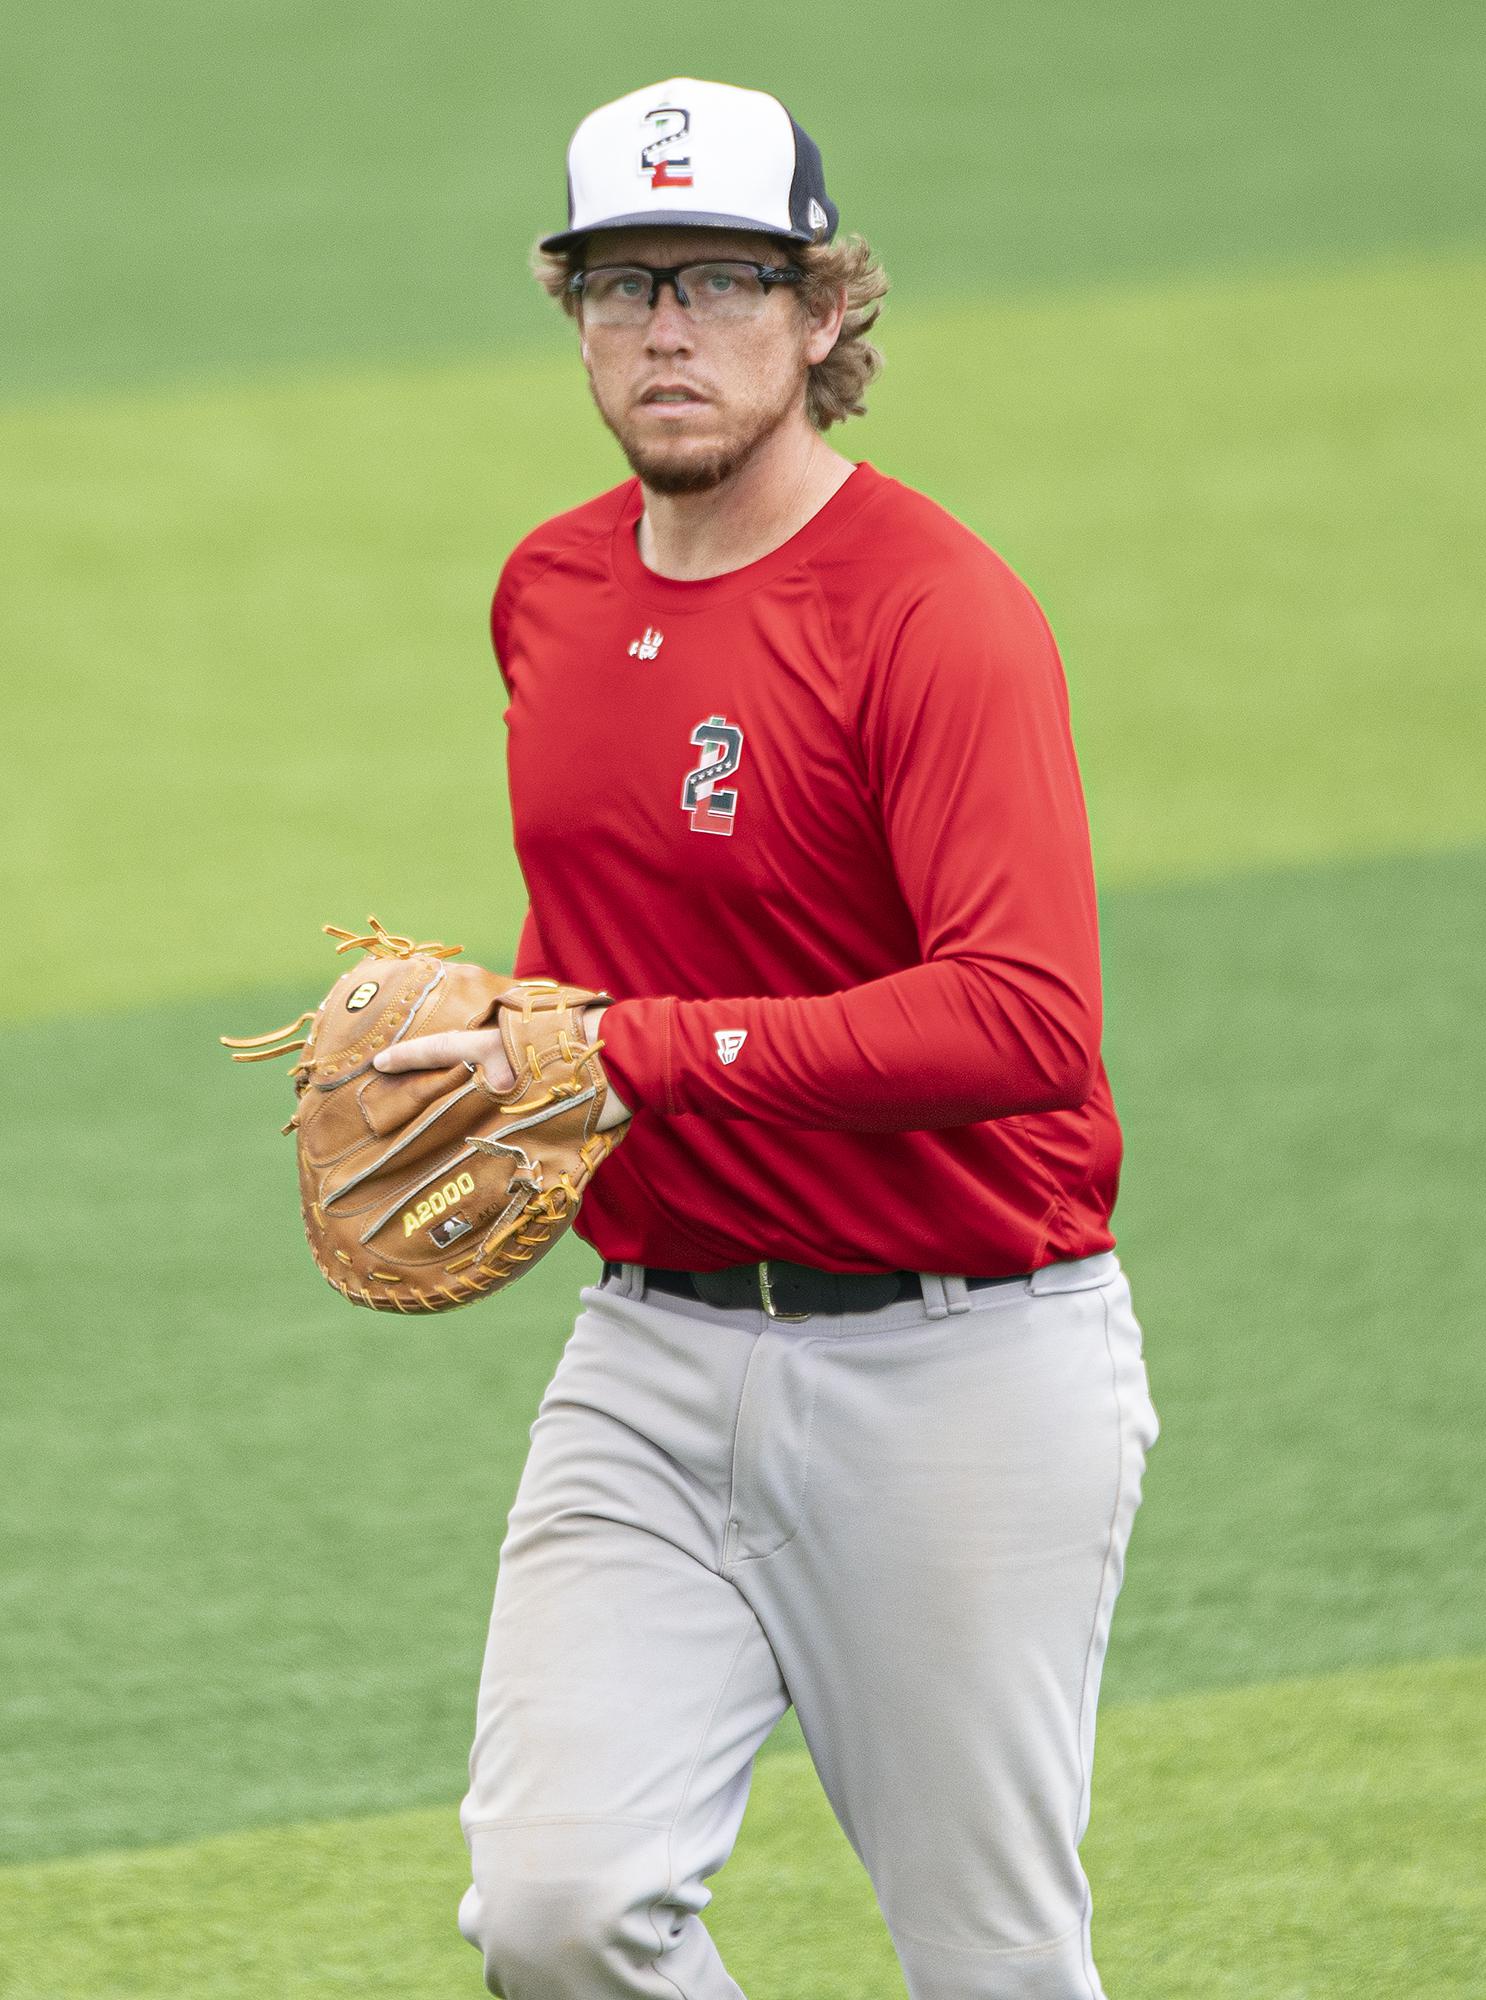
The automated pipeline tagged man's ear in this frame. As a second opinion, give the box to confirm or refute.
[803,284,847,367]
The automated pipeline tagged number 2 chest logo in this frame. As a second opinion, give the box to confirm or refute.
[682,714,745,836]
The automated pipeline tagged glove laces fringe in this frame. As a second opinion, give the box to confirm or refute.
[219,1013,316,1063]
[324,915,463,961]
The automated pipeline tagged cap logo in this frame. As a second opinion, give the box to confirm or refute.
[640,104,693,189]
[808,197,828,236]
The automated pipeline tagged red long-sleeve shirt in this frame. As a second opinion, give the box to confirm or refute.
[495,462,1121,1276]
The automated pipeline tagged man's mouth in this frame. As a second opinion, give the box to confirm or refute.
[640,385,708,407]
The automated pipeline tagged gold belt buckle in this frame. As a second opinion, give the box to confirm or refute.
[758,1261,811,1322]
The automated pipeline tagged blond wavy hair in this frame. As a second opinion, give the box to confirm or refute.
[532,234,888,431]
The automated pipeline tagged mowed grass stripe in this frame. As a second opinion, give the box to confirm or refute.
[2,850,1482,1867]
[7,0,1484,397]
[3,250,1483,1024]
[2,1658,1482,2000]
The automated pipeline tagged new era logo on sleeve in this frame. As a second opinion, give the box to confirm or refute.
[714,1029,748,1065]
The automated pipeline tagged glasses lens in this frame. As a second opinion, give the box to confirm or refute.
[578,263,776,326]
[579,268,653,323]
[679,264,769,319]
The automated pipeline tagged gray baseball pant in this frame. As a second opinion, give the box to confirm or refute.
[458,1251,1158,1999]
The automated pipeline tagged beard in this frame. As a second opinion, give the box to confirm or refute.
[590,373,799,495]
[621,437,751,495]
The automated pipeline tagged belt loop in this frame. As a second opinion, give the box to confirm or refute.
[1029,1252,1118,1296]
[918,1273,973,1319]
[608,1261,645,1301]
[919,1275,972,1319]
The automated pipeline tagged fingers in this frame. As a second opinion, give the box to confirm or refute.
[373,1032,490,1075]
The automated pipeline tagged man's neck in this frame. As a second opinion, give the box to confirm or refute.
[635,422,856,581]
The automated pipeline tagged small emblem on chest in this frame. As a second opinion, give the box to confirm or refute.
[714,1029,748,1065]
[628,626,664,660]
[682,715,745,836]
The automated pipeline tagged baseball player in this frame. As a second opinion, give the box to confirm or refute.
[375,77,1159,2000]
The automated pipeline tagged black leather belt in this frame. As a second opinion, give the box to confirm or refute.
[600,1259,1033,1321]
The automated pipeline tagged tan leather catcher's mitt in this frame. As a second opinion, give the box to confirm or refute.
[222,919,624,1313]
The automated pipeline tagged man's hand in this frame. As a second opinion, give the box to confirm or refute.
[374,1004,629,1130]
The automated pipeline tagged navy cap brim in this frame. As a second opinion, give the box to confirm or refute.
[539,209,818,253]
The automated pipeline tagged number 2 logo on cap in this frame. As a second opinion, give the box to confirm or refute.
[640,105,693,189]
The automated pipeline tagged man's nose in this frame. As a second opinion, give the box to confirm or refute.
[644,289,694,355]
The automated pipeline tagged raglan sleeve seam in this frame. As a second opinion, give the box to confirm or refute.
[806,567,881,804]
[491,503,630,692]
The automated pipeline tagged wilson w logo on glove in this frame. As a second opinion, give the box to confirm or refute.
[221,918,625,1314]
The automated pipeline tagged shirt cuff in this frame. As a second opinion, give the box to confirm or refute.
[592,995,677,1115]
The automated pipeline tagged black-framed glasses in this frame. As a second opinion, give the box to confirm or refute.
[566,260,803,327]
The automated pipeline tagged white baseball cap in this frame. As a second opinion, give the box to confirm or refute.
[540,77,839,253]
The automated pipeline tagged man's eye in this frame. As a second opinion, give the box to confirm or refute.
[702,270,737,292]
[614,275,646,297]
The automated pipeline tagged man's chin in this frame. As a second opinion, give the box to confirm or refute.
[618,434,740,496]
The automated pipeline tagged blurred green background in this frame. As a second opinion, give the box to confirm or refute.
[3,4,1484,1995]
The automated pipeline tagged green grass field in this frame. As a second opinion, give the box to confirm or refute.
[3,3,1484,1994]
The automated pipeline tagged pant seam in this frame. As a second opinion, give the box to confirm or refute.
[463,1813,671,1832]
[724,1339,821,1569]
[1074,1285,1131,2000]
[720,1330,765,1568]
[644,1618,759,2000]
[890,1914,1088,1958]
